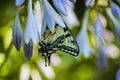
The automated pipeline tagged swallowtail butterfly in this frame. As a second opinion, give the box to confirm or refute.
[38,24,79,66]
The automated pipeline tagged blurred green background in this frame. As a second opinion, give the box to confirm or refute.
[0,0,120,80]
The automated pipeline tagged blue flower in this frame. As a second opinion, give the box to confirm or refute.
[85,0,93,7]
[13,8,22,51]
[97,39,107,70]
[116,69,120,80]
[61,1,79,27]
[52,0,76,15]
[106,9,120,42]
[15,0,25,7]
[34,1,42,37]
[110,1,120,20]
[24,42,33,60]
[94,14,104,37]
[24,0,39,45]
[52,0,67,15]
[42,0,65,33]
[77,9,93,57]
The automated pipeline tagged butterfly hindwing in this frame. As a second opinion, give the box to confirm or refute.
[59,26,79,56]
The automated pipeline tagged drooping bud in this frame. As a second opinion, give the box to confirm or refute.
[13,9,22,51]
[24,42,33,60]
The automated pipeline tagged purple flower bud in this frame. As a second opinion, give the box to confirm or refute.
[52,0,67,15]
[24,42,33,60]
[13,10,22,51]
[15,0,25,7]
[94,15,104,37]
[116,69,120,80]
[110,1,120,20]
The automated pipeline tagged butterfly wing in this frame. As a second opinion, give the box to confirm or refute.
[39,24,79,66]
[40,24,79,56]
[58,26,79,56]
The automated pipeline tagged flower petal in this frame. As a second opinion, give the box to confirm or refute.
[24,13,39,44]
[77,9,93,57]
[24,42,33,60]
[34,1,42,37]
[69,0,76,4]
[77,28,93,57]
[94,15,104,37]
[110,1,120,20]
[53,0,67,15]
[85,0,92,6]
[44,8,55,31]
[42,17,47,34]
[15,0,25,7]
[114,22,120,42]
[116,69,120,80]
[62,4,79,27]
[106,9,120,42]
[42,0,65,32]
[24,0,39,45]
[97,40,107,70]
[13,10,22,51]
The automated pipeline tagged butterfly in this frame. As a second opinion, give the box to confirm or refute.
[38,24,79,66]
